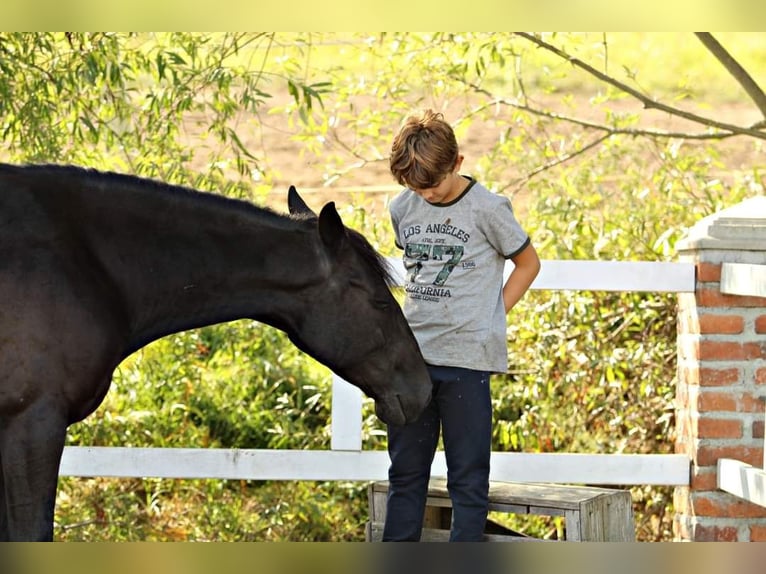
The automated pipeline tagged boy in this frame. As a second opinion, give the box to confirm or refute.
[384,109,541,541]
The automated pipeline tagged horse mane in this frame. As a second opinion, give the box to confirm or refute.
[291,204,396,288]
[345,227,397,288]
[8,163,290,225]
[7,163,397,287]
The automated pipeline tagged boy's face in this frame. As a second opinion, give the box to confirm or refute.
[411,155,466,204]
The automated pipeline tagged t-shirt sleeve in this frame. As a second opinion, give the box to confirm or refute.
[481,197,530,259]
[390,204,403,250]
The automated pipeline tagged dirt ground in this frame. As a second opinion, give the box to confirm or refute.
[189,87,764,219]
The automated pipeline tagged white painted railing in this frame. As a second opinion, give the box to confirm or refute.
[717,262,766,507]
[59,258,696,486]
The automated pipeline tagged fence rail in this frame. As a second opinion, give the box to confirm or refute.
[59,448,691,485]
[59,258,697,487]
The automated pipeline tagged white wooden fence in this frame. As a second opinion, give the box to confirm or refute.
[59,258,696,487]
[716,262,766,507]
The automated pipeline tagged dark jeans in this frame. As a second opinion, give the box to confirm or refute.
[382,365,492,542]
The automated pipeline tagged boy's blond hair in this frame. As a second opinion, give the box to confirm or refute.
[389,109,459,190]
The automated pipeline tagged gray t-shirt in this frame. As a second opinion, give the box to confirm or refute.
[390,177,530,373]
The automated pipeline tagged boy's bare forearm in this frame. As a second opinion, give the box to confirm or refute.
[503,244,541,313]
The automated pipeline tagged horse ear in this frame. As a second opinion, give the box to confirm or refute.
[288,185,316,216]
[318,202,347,251]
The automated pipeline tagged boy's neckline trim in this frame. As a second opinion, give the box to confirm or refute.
[424,175,476,207]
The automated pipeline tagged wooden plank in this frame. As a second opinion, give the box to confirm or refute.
[370,480,635,542]
[59,448,690,485]
[717,458,766,508]
[492,503,538,515]
[423,506,450,530]
[564,509,583,542]
[365,521,546,542]
[576,490,635,542]
[422,494,536,517]
[423,479,619,511]
[527,505,564,517]
[720,262,766,298]
[368,484,386,522]
[386,258,696,293]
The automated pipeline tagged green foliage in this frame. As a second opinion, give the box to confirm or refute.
[56,478,368,541]
[488,136,751,540]
[67,321,332,450]
[61,321,373,541]
[4,33,764,541]
[0,32,324,193]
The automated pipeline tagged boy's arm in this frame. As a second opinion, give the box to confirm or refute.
[503,242,541,313]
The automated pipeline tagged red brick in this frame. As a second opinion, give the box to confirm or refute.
[690,468,718,490]
[697,390,738,412]
[696,445,763,467]
[741,393,766,413]
[699,314,744,334]
[698,340,766,361]
[756,315,766,334]
[697,263,721,282]
[757,368,766,385]
[754,420,764,440]
[697,288,766,308]
[692,524,740,541]
[699,367,740,387]
[692,492,766,518]
[697,417,743,439]
[750,524,766,541]
[697,391,764,414]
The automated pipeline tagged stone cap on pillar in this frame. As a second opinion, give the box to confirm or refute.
[676,195,766,253]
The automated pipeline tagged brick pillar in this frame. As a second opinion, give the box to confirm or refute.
[674,196,766,541]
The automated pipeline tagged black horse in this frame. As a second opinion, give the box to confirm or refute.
[0,164,431,541]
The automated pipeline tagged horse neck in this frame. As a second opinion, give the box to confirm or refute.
[81,188,325,352]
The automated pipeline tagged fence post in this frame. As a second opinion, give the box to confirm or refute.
[675,196,766,541]
[330,374,363,451]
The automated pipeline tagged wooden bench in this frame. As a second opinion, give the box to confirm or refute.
[366,479,635,542]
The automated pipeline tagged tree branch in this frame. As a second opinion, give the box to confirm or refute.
[512,32,766,141]
[506,132,612,194]
[456,80,739,142]
[694,32,766,122]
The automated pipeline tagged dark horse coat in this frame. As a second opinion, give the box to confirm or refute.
[0,164,431,540]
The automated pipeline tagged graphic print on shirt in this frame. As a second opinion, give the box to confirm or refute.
[402,220,471,302]
[405,243,464,286]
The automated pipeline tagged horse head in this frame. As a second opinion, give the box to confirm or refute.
[286,186,431,426]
